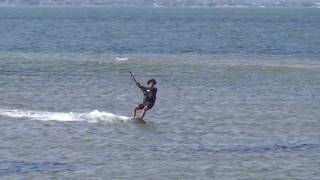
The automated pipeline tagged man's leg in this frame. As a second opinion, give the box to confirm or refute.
[132,106,140,118]
[139,106,149,119]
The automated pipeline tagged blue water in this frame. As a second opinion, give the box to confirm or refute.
[0,7,320,57]
[0,7,320,179]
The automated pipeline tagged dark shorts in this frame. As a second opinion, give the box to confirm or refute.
[137,102,154,110]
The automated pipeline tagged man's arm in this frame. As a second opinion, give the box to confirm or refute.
[136,82,148,92]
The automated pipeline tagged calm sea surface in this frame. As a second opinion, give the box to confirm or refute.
[0,7,319,179]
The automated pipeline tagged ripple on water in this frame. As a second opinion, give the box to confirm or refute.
[0,160,74,175]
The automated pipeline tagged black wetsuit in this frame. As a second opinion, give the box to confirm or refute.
[137,83,157,109]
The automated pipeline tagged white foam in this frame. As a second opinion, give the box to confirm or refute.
[0,108,131,123]
[115,57,129,61]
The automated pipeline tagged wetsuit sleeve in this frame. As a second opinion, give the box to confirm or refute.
[136,83,147,92]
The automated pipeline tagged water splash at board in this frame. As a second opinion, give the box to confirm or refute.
[0,108,132,123]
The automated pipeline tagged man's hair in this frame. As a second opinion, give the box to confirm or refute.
[147,79,157,85]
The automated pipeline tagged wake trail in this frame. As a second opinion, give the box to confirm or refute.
[0,108,132,123]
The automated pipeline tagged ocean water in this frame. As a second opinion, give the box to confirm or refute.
[0,7,320,179]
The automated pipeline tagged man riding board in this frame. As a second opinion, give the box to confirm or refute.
[132,78,157,122]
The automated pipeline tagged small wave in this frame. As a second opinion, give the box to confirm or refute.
[115,57,129,61]
[0,160,74,175]
[152,143,320,155]
[209,59,320,69]
[0,108,131,123]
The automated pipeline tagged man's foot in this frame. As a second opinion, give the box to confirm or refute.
[134,117,146,123]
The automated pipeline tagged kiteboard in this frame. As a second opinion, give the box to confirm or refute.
[131,117,146,124]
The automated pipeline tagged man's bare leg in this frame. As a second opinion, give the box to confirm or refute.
[132,106,140,118]
[139,106,149,120]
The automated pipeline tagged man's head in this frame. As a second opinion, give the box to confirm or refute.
[147,79,157,87]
